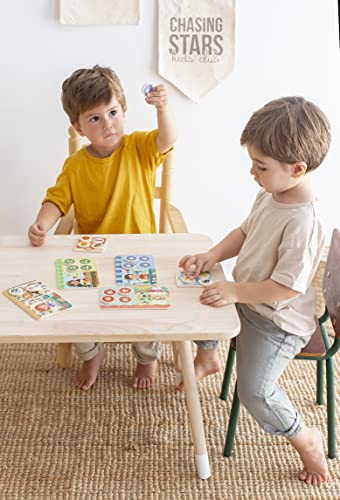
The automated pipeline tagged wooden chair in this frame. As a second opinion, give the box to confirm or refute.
[54,126,188,368]
[220,228,340,459]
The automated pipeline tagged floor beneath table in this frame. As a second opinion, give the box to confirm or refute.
[0,342,339,499]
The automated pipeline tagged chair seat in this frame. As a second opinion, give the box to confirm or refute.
[229,315,327,357]
[298,316,327,357]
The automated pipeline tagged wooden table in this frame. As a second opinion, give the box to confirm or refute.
[0,234,240,479]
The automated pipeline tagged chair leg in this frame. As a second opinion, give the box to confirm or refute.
[223,382,240,457]
[56,343,73,368]
[220,347,236,400]
[326,357,336,458]
[316,360,324,405]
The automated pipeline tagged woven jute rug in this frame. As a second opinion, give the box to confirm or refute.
[0,264,339,499]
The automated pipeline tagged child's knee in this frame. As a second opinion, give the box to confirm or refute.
[237,381,264,416]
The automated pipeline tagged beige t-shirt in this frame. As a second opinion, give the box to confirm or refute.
[232,190,325,336]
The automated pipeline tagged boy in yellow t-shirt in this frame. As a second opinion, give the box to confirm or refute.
[28,65,176,391]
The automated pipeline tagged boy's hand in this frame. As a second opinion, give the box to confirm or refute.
[145,84,168,111]
[179,251,217,277]
[200,281,237,307]
[28,223,47,247]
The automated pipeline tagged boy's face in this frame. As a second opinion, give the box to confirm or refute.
[247,145,306,195]
[73,96,125,157]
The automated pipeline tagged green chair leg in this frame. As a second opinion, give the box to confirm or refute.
[326,357,336,458]
[223,382,240,457]
[220,347,236,400]
[316,360,324,405]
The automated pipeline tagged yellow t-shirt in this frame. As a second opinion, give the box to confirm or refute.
[43,130,170,234]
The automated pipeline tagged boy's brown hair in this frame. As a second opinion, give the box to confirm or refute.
[61,65,127,124]
[240,96,331,171]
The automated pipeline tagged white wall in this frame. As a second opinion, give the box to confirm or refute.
[1,1,339,275]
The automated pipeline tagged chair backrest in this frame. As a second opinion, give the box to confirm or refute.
[322,228,340,337]
[67,126,175,233]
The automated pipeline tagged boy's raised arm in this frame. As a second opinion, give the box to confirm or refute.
[28,201,63,247]
[145,84,177,153]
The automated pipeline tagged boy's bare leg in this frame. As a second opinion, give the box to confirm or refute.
[132,360,158,389]
[176,348,221,392]
[74,347,106,391]
[288,426,329,485]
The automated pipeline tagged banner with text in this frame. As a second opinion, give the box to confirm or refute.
[158,0,235,101]
[60,0,140,25]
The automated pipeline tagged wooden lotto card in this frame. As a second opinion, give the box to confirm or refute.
[114,255,157,285]
[3,280,72,319]
[73,235,108,253]
[99,285,170,309]
[176,270,212,287]
[56,257,100,289]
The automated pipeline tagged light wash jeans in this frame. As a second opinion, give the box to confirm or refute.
[235,304,311,437]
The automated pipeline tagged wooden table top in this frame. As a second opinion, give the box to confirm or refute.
[0,234,240,343]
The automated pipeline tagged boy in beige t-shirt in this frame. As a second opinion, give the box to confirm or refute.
[180,96,331,485]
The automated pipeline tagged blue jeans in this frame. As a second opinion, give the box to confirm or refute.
[236,304,311,437]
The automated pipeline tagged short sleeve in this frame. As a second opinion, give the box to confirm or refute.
[42,161,72,216]
[133,130,173,171]
[271,214,325,294]
[271,247,316,293]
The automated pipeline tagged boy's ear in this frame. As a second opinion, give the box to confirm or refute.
[292,161,307,178]
[72,121,85,136]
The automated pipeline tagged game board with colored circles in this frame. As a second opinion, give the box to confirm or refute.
[99,285,170,309]
[3,280,72,319]
[56,257,100,289]
[114,255,157,285]
[73,235,108,253]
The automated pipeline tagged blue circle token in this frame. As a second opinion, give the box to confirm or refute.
[142,83,153,95]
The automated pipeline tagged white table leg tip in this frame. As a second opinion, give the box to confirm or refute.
[175,372,183,386]
[195,453,210,479]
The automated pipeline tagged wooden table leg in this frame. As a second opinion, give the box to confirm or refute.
[177,340,211,479]
[172,342,182,386]
[56,343,73,368]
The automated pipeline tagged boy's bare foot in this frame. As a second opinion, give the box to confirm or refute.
[74,348,106,391]
[288,426,328,485]
[132,360,157,389]
[176,348,221,392]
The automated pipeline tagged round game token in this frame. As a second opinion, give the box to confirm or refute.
[125,256,137,261]
[119,287,132,295]
[26,283,42,292]
[64,259,75,265]
[104,289,116,295]
[80,236,91,241]
[93,237,105,243]
[78,241,90,248]
[141,83,153,95]
[80,265,92,270]
[67,265,78,271]
[139,256,150,261]
[103,295,115,303]
[140,262,150,268]
[123,263,135,269]
[79,259,91,264]
[119,296,131,303]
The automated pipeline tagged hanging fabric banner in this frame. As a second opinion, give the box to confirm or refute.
[60,0,140,25]
[158,0,235,101]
